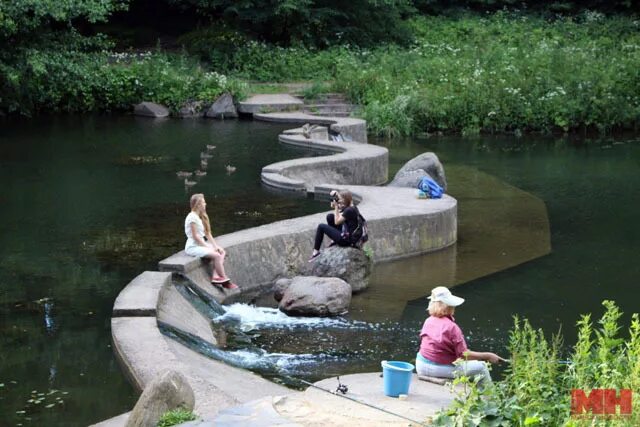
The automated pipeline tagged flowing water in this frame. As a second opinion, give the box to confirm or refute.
[1,116,639,426]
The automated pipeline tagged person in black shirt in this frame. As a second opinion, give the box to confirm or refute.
[309,189,359,262]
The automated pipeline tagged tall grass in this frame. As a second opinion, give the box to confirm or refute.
[193,12,640,135]
[434,300,640,426]
[334,12,640,135]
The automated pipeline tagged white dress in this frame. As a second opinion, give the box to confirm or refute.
[184,212,211,258]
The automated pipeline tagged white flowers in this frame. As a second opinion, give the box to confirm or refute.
[204,71,228,87]
[109,51,152,63]
[539,86,566,101]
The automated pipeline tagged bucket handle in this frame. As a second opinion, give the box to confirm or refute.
[381,361,414,372]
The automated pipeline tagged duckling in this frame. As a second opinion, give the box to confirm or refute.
[195,170,207,177]
[201,152,213,160]
[176,171,193,178]
[206,144,217,151]
[226,165,237,174]
[184,178,197,187]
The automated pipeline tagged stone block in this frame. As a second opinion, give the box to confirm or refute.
[125,370,195,427]
[133,102,170,118]
[206,93,238,119]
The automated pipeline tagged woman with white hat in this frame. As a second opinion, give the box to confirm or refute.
[416,286,506,386]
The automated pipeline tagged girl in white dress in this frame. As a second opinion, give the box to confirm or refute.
[184,193,237,290]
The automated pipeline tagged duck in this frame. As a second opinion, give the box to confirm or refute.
[176,171,193,178]
[195,170,207,177]
[201,152,213,160]
[226,165,237,174]
[206,144,217,151]
[200,159,208,168]
[184,178,197,187]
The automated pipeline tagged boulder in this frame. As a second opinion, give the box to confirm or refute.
[307,246,372,293]
[125,370,195,427]
[177,101,205,118]
[387,168,431,189]
[206,93,238,119]
[133,102,170,118]
[273,277,292,302]
[388,152,447,190]
[279,276,351,317]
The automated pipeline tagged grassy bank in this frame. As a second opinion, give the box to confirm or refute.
[206,12,639,136]
[433,300,640,426]
[1,45,246,116]
[3,12,639,136]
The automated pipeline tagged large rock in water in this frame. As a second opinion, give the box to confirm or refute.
[125,370,195,427]
[133,102,170,118]
[273,277,293,302]
[388,152,447,190]
[206,93,238,119]
[279,276,351,316]
[307,246,371,293]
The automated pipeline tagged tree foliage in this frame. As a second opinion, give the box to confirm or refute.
[414,0,638,14]
[0,0,129,39]
[166,0,416,46]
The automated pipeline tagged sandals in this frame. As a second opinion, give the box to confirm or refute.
[222,282,239,290]
[211,276,239,291]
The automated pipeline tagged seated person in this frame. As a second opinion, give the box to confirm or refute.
[416,286,505,387]
[308,189,358,262]
[184,193,237,290]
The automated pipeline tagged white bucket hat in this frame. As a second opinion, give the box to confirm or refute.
[428,286,465,307]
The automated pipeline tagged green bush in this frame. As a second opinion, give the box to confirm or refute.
[0,48,246,115]
[433,300,640,426]
[332,13,640,135]
[157,408,197,427]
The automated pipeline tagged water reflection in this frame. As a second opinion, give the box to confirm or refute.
[0,116,327,426]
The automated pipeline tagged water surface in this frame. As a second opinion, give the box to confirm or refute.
[0,116,325,426]
[1,116,638,425]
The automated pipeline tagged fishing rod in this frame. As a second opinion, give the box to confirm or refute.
[503,359,573,365]
[295,376,428,426]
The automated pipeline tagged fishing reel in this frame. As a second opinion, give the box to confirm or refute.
[335,376,349,395]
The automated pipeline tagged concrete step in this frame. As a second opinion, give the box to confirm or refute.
[303,110,353,117]
[302,103,356,117]
[304,103,354,110]
[302,93,348,103]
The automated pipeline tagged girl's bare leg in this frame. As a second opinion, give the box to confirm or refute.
[209,250,227,279]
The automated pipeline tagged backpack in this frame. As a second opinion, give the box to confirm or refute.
[341,207,369,249]
[418,176,444,199]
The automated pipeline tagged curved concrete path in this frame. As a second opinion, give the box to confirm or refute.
[209,373,456,426]
[101,107,458,426]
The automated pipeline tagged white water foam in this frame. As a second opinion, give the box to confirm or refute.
[220,303,356,331]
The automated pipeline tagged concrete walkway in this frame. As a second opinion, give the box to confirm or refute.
[189,373,456,426]
[100,99,460,426]
[238,94,304,114]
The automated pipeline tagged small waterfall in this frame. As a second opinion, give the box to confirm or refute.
[165,275,412,384]
[220,303,360,331]
[329,133,344,142]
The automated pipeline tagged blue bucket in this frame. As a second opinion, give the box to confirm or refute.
[381,360,415,397]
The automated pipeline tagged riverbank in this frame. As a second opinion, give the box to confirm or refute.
[3,13,638,136]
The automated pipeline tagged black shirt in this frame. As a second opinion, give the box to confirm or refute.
[341,206,359,236]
